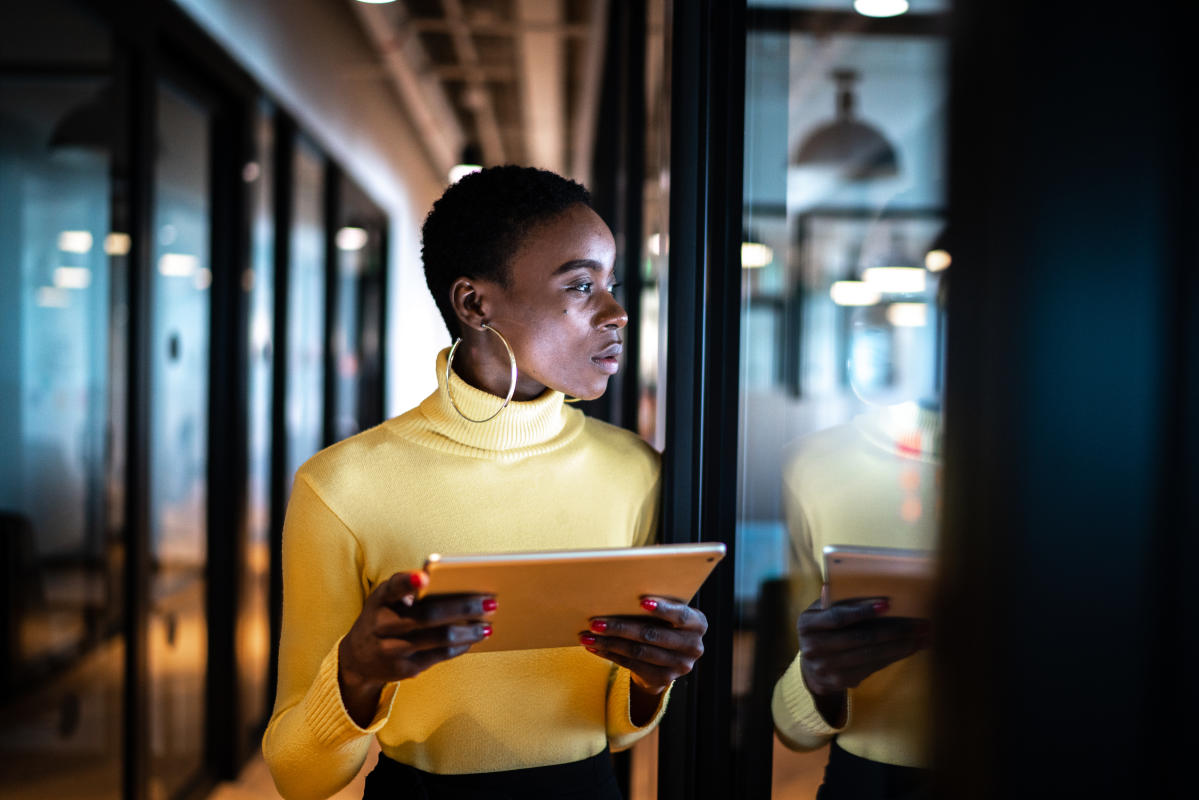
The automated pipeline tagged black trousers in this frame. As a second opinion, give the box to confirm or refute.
[816,740,931,800]
[362,749,622,800]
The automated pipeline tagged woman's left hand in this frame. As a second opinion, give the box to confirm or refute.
[581,596,707,696]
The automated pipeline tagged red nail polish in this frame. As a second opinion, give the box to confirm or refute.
[482,624,493,638]
[409,571,428,590]
[585,647,598,654]
[872,599,890,613]
[590,620,608,633]
[580,633,597,646]
[641,598,658,611]
[482,597,498,613]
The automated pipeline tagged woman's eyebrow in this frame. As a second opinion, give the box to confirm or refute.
[550,258,604,276]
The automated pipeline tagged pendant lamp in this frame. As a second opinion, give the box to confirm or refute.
[792,69,899,182]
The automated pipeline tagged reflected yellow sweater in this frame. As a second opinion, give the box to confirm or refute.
[772,404,940,768]
[263,350,665,800]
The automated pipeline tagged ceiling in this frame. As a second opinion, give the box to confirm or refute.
[347,0,607,184]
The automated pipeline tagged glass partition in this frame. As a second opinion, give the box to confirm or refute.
[737,4,949,795]
[285,138,327,487]
[147,80,212,800]
[0,3,124,796]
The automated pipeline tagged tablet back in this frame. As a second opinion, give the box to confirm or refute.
[421,542,725,652]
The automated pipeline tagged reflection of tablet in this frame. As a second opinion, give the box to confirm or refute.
[822,545,934,619]
[421,542,725,653]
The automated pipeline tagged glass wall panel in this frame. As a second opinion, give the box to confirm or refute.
[147,81,211,800]
[237,102,274,755]
[0,3,124,797]
[738,4,948,796]
[330,176,386,442]
[286,139,326,486]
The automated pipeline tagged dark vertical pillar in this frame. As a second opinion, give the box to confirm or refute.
[118,5,156,797]
[205,92,253,779]
[323,162,340,447]
[933,2,1197,798]
[658,1,746,799]
[267,114,295,704]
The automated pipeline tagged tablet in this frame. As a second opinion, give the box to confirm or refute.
[420,542,725,653]
[822,544,934,619]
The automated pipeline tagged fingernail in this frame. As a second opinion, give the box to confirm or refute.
[641,598,658,611]
[590,620,608,633]
[580,633,597,646]
[482,623,493,638]
[585,646,598,654]
[872,599,889,613]
[409,571,428,590]
[482,597,498,613]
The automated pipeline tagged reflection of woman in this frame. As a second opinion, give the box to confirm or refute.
[263,166,707,800]
[773,404,939,799]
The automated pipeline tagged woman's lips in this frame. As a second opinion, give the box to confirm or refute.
[591,343,622,374]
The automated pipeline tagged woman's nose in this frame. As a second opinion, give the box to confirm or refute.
[596,292,629,330]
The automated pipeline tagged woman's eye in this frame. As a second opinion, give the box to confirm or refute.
[569,282,593,294]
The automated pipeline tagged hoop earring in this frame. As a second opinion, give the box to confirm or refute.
[445,323,518,423]
[564,396,582,404]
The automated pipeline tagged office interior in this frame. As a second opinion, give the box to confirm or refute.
[1,1,1194,799]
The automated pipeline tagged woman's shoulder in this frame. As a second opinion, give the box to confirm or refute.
[294,411,422,494]
[577,416,661,474]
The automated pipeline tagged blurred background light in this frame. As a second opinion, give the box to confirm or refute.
[925,248,951,272]
[53,267,92,289]
[741,241,774,269]
[854,0,911,18]
[335,226,369,251]
[886,302,928,327]
[831,280,882,306]
[158,253,198,277]
[105,232,131,256]
[57,230,93,253]
[863,266,926,294]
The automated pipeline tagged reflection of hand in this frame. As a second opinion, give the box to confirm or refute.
[581,596,708,695]
[797,597,930,726]
[338,571,495,726]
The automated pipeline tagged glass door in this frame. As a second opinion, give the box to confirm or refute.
[736,3,949,796]
[146,80,212,800]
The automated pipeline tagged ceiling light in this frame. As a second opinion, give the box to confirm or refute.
[863,267,926,294]
[105,232,131,256]
[925,248,951,272]
[37,287,69,308]
[54,267,92,289]
[354,1,397,4]
[158,253,198,277]
[854,0,910,18]
[830,281,881,306]
[741,242,774,269]
[886,302,928,327]
[336,227,369,251]
[58,230,93,253]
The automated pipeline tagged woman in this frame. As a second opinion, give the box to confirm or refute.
[263,166,707,800]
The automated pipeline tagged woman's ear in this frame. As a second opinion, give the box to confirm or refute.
[450,276,489,333]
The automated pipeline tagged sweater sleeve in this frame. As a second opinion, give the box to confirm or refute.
[771,464,848,751]
[262,475,400,800]
[605,666,672,751]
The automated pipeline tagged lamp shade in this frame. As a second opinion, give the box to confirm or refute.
[792,69,898,181]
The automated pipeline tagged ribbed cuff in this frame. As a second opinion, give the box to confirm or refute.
[302,638,399,749]
[607,667,672,751]
[771,654,849,750]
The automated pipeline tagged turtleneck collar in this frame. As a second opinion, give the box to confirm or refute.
[853,401,943,463]
[414,347,581,457]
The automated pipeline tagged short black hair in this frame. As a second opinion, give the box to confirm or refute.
[421,165,592,338]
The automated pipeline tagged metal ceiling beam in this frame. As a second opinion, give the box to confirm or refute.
[515,0,565,173]
[441,0,507,165]
[571,0,608,184]
[349,0,463,180]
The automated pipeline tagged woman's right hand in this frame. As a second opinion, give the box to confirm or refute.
[337,571,495,726]
[797,597,930,727]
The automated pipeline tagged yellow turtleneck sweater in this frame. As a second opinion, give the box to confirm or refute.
[772,403,941,768]
[262,350,665,800]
